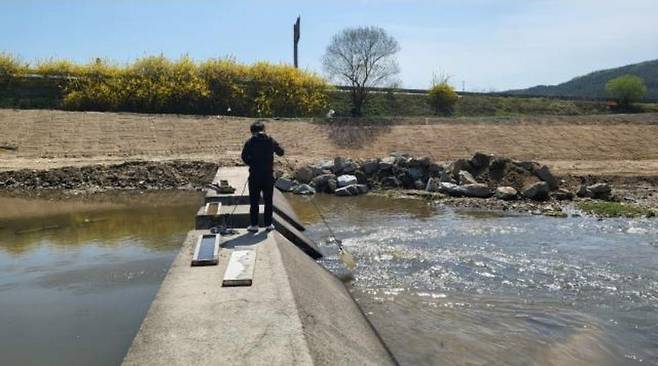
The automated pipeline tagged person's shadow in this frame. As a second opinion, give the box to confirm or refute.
[221,230,269,249]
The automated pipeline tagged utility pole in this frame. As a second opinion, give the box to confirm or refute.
[462,80,466,92]
[293,16,300,68]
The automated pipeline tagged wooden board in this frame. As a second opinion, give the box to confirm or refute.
[222,250,256,287]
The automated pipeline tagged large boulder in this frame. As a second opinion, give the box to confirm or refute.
[470,152,492,170]
[436,182,463,196]
[294,165,322,184]
[317,160,334,171]
[587,183,612,200]
[496,186,518,200]
[293,183,315,195]
[354,170,368,185]
[448,159,473,179]
[521,181,550,200]
[274,177,295,192]
[381,176,401,188]
[378,157,396,171]
[408,156,432,168]
[515,160,541,173]
[428,163,443,177]
[458,170,478,185]
[337,174,358,187]
[333,156,358,175]
[408,167,425,180]
[311,173,337,193]
[361,159,380,175]
[551,188,574,201]
[458,184,493,198]
[535,165,558,190]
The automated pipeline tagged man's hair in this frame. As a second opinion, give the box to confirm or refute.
[250,120,266,134]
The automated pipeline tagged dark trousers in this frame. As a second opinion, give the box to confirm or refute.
[248,174,274,226]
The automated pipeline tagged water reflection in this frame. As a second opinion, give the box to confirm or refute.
[0,191,201,366]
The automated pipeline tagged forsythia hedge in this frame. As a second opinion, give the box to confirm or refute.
[1,54,331,117]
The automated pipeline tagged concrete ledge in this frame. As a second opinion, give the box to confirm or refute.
[122,230,395,366]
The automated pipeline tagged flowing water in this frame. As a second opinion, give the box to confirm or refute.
[287,194,658,366]
[1,191,657,365]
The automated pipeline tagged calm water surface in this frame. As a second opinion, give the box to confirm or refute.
[1,191,657,365]
[0,192,202,366]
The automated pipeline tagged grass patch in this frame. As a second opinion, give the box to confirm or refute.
[576,201,656,217]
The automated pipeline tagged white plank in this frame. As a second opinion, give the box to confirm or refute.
[222,250,256,286]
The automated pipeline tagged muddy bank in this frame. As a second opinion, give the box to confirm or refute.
[0,160,218,194]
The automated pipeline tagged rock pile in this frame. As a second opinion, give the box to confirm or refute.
[279,152,614,201]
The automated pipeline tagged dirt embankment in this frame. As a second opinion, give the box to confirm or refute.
[1,109,658,176]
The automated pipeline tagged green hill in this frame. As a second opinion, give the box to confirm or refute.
[507,59,658,100]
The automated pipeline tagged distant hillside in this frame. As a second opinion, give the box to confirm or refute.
[507,59,658,100]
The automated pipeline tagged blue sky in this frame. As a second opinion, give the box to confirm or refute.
[2,0,657,90]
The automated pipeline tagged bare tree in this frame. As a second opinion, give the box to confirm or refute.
[322,26,400,116]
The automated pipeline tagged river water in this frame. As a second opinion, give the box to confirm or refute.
[1,192,657,365]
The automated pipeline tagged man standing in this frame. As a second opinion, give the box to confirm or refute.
[241,120,284,232]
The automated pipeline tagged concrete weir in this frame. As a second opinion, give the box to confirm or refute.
[122,167,396,366]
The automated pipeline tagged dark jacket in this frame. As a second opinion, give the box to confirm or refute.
[241,133,284,177]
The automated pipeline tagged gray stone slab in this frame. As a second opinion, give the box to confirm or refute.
[222,250,256,287]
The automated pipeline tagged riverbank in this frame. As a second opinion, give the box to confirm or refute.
[0,158,655,218]
[2,109,658,176]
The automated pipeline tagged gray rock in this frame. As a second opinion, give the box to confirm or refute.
[428,163,443,176]
[327,178,337,193]
[458,184,493,198]
[587,183,612,199]
[551,188,574,201]
[292,183,315,195]
[515,161,540,173]
[437,182,463,196]
[448,159,473,179]
[458,170,478,185]
[577,184,590,197]
[274,177,295,192]
[337,174,358,187]
[354,170,368,184]
[361,159,380,175]
[378,157,396,171]
[439,170,456,183]
[311,173,337,193]
[535,165,558,190]
[335,184,368,196]
[333,156,348,174]
[408,156,431,167]
[496,186,518,200]
[317,160,334,171]
[334,156,358,175]
[414,180,426,190]
[294,165,321,184]
[381,176,401,188]
[408,167,424,180]
[470,152,492,169]
[522,181,550,200]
